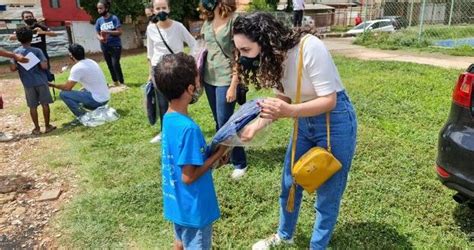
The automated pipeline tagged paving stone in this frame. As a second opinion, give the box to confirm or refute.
[37,189,62,202]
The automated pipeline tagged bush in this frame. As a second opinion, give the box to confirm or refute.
[247,0,275,11]
[80,0,199,23]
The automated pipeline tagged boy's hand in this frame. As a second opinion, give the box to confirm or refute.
[213,145,230,169]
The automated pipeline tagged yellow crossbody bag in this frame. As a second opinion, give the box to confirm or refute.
[286,35,342,212]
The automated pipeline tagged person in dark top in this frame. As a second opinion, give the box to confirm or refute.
[9,11,57,81]
[11,11,57,60]
[95,0,125,86]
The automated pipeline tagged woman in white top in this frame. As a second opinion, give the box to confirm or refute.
[234,13,358,249]
[147,0,196,142]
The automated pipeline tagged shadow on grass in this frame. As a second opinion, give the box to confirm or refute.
[115,108,130,117]
[315,222,415,249]
[453,204,474,240]
[246,146,287,171]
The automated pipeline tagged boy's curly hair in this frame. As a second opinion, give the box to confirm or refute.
[233,12,319,92]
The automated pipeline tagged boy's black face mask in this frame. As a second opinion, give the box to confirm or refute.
[189,85,201,104]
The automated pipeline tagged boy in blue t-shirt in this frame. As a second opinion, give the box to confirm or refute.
[155,52,228,250]
[10,27,55,135]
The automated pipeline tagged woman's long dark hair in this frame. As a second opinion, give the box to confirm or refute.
[233,12,317,92]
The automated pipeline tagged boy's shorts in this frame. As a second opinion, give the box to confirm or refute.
[173,223,212,250]
[24,85,53,108]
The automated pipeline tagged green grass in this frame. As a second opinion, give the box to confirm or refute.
[354,25,474,56]
[39,53,474,248]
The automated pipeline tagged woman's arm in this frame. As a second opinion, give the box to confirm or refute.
[240,94,289,141]
[182,23,197,53]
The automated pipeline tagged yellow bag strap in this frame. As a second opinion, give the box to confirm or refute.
[290,34,309,170]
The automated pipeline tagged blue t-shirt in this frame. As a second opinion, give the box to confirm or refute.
[161,112,220,228]
[95,15,122,47]
[11,46,48,88]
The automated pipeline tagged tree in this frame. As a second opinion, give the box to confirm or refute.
[80,0,146,23]
[80,0,199,23]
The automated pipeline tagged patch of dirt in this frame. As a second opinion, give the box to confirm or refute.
[0,78,75,248]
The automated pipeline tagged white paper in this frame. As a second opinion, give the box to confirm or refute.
[18,52,40,71]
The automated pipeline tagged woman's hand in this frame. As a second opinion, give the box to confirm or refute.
[259,98,296,120]
[226,86,236,103]
[13,54,28,63]
[240,122,259,142]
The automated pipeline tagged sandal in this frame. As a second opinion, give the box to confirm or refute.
[31,128,41,135]
[44,125,57,134]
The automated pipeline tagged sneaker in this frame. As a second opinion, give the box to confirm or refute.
[230,167,247,180]
[0,132,13,142]
[150,133,161,143]
[252,234,294,250]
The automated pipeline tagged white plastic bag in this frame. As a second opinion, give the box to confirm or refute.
[79,105,120,127]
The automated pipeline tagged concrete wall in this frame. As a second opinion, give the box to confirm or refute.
[70,21,142,53]
[0,29,68,63]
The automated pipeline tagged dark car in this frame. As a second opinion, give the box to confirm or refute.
[377,16,408,29]
[436,64,474,209]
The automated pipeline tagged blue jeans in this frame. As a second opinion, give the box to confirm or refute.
[101,44,124,84]
[174,223,212,250]
[277,91,357,249]
[204,83,247,170]
[60,90,108,117]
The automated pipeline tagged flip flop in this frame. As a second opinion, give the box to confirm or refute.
[31,128,41,135]
[44,125,57,134]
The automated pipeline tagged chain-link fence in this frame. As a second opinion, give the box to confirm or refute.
[357,0,474,51]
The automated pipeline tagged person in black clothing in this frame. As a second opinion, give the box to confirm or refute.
[10,11,57,81]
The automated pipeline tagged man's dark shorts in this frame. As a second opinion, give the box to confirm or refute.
[24,84,53,108]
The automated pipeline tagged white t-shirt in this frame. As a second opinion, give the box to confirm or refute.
[68,59,110,103]
[278,35,344,102]
[146,21,197,66]
[293,0,305,10]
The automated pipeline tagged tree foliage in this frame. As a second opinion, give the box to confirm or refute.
[80,0,200,23]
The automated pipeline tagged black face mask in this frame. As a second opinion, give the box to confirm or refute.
[99,10,108,17]
[239,55,260,71]
[189,85,202,104]
[157,11,169,21]
[24,19,36,26]
[201,0,217,12]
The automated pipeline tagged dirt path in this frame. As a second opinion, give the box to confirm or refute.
[0,77,76,248]
[324,37,474,70]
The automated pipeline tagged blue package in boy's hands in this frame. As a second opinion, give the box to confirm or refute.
[209,99,261,152]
